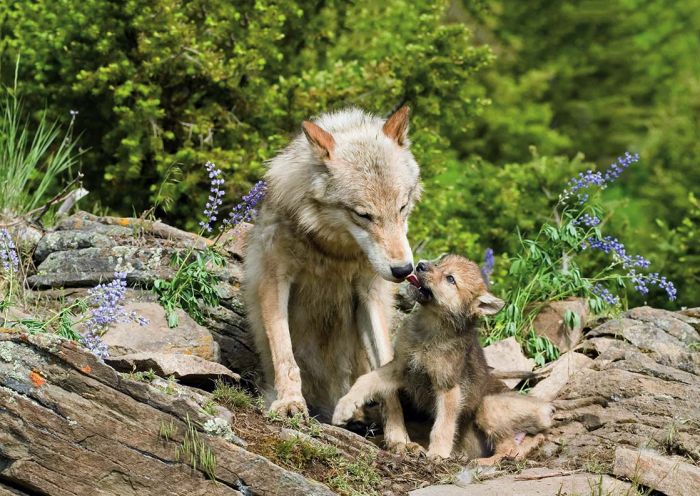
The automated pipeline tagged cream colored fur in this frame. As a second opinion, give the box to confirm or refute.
[243,107,421,427]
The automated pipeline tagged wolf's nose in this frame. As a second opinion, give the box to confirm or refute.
[416,261,430,272]
[391,263,414,280]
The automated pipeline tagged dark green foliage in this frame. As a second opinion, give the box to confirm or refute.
[153,249,223,327]
[2,0,698,308]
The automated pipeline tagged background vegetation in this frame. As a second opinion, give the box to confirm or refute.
[1,0,697,308]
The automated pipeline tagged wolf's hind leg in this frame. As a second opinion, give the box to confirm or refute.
[332,361,401,426]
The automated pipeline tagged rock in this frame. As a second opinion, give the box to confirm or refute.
[531,309,700,472]
[483,337,535,388]
[531,298,588,352]
[0,331,334,496]
[626,306,700,345]
[29,245,177,288]
[33,229,116,264]
[217,223,252,260]
[613,447,700,496]
[530,351,593,401]
[106,352,240,384]
[410,468,632,496]
[102,301,221,362]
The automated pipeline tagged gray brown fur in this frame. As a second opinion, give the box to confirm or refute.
[333,255,554,460]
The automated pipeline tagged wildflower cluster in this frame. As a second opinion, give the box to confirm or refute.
[224,180,267,228]
[481,247,495,283]
[629,270,677,301]
[562,152,639,203]
[81,272,148,359]
[591,283,619,306]
[0,228,19,273]
[199,162,226,233]
[575,213,601,228]
[585,236,651,270]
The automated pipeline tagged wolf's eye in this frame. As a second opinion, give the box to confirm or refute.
[400,203,408,213]
[446,274,456,285]
[352,209,373,222]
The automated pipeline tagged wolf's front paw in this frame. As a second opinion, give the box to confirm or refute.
[332,396,358,425]
[270,395,308,418]
[426,445,452,461]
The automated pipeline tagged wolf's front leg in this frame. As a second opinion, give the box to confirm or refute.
[427,385,462,460]
[257,269,307,417]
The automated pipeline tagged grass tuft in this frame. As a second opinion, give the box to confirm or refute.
[211,380,253,409]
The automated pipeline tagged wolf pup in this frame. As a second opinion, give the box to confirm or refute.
[332,255,554,460]
[244,106,421,446]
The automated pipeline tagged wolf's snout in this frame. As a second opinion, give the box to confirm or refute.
[390,263,414,280]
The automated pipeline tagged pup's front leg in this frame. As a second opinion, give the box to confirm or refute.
[427,385,462,460]
[332,362,402,426]
[258,267,307,417]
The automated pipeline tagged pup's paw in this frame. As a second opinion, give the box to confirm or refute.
[332,397,358,425]
[270,395,308,418]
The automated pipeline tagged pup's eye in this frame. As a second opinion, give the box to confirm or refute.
[446,275,456,285]
[352,210,373,222]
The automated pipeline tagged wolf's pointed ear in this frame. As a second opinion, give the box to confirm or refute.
[383,105,410,146]
[475,292,505,316]
[302,121,335,161]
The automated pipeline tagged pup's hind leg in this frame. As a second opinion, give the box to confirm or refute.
[474,393,553,464]
[474,433,546,466]
[332,361,402,426]
[476,393,554,439]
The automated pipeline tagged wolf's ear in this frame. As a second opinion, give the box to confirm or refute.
[475,292,505,316]
[383,105,410,146]
[302,121,335,161]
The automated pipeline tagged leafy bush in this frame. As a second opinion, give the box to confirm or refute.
[1,0,489,228]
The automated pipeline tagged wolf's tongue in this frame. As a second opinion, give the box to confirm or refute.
[406,274,421,288]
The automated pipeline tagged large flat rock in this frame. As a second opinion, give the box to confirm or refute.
[0,331,333,496]
[411,468,632,496]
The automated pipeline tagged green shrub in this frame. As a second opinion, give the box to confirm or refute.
[1,0,489,229]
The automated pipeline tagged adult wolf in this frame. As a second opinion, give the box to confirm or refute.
[244,106,421,448]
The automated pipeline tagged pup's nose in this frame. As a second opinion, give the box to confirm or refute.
[390,263,414,280]
[416,261,431,272]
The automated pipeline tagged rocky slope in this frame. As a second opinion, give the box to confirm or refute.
[1,212,699,495]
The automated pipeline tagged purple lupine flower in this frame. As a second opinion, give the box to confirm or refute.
[627,270,677,300]
[199,161,226,234]
[575,213,601,228]
[586,236,650,270]
[603,152,639,183]
[223,180,267,228]
[0,228,20,273]
[81,331,109,360]
[481,248,495,283]
[81,272,148,358]
[562,152,640,202]
[591,283,619,306]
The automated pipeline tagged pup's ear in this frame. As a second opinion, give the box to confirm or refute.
[302,121,335,161]
[383,105,410,146]
[475,292,505,316]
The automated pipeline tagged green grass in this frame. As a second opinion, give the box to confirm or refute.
[0,58,81,216]
[176,415,217,481]
[159,419,176,442]
[211,380,254,409]
[273,436,339,470]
